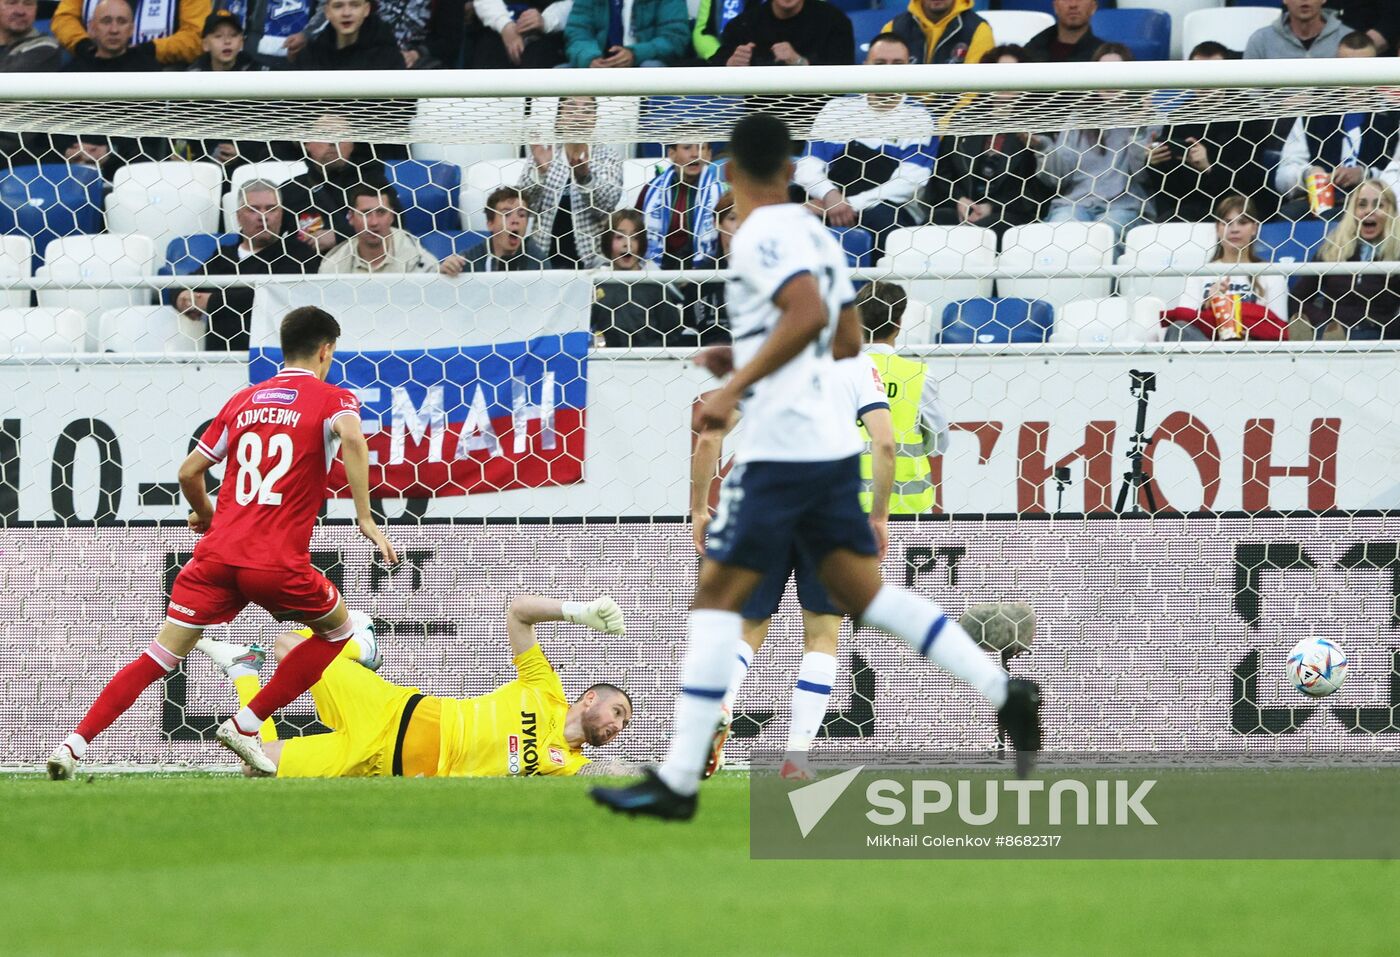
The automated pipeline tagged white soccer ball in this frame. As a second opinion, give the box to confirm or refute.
[1286,637,1348,698]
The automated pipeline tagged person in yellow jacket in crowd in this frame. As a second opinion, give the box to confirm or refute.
[879,0,992,65]
[52,0,210,65]
[856,280,949,514]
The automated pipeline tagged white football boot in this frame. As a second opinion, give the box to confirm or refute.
[46,743,79,781]
[215,718,276,775]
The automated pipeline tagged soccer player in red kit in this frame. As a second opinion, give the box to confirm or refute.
[46,306,399,779]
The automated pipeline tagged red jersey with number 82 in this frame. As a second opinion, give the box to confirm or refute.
[192,368,360,571]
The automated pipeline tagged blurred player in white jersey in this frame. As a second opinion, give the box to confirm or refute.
[689,343,897,780]
[591,113,1041,821]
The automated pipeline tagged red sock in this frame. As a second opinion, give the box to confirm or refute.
[73,643,179,742]
[245,635,343,721]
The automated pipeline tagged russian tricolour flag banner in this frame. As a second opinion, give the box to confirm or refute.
[250,274,594,498]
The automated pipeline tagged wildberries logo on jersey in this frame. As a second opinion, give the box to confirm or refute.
[251,388,299,405]
[749,751,1400,860]
[249,276,592,498]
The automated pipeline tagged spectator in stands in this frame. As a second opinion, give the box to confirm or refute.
[0,0,59,164]
[687,190,735,343]
[926,44,1049,235]
[1147,40,1278,222]
[794,33,936,259]
[187,9,264,70]
[54,0,209,65]
[1336,0,1396,54]
[187,12,282,173]
[1023,0,1101,63]
[592,207,688,347]
[1245,0,1346,60]
[459,186,543,272]
[243,0,316,67]
[296,0,434,66]
[691,0,743,63]
[279,126,388,254]
[64,0,163,69]
[1274,32,1396,220]
[1034,43,1160,243]
[323,182,465,273]
[1161,195,1289,342]
[297,0,405,69]
[520,97,623,268]
[176,179,321,350]
[638,143,724,269]
[564,0,689,67]
[473,0,569,67]
[0,0,63,71]
[711,0,853,67]
[880,0,992,65]
[1292,179,1400,340]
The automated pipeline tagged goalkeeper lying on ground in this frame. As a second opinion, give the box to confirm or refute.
[195,595,632,778]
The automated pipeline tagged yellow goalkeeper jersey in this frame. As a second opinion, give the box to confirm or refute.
[435,645,589,778]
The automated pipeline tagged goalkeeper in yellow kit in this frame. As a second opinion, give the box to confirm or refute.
[195,595,633,778]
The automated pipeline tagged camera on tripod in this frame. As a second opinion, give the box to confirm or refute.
[1114,369,1160,514]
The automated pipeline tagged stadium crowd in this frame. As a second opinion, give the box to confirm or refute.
[2,0,1400,347]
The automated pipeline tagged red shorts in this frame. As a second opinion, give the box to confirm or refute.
[166,557,340,628]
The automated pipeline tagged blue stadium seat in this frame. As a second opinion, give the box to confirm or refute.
[1093,8,1171,61]
[1259,219,1329,265]
[385,160,462,236]
[829,225,875,268]
[940,298,1054,343]
[156,233,237,304]
[420,230,491,261]
[997,0,1055,12]
[0,164,105,270]
[850,9,893,57]
[829,0,879,12]
[161,233,239,277]
[640,96,745,155]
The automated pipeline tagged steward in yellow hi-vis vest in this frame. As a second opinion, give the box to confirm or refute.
[855,282,949,514]
[212,596,634,779]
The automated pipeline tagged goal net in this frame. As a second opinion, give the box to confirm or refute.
[1,60,1397,771]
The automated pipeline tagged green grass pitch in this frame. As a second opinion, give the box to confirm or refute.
[3,772,1396,956]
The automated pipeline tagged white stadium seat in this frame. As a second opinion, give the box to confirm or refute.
[1118,222,1216,306]
[981,10,1054,46]
[1120,0,1217,59]
[1,235,32,310]
[106,161,222,258]
[896,299,936,349]
[884,225,997,343]
[998,222,1115,312]
[98,305,203,353]
[1181,6,1278,58]
[461,158,527,231]
[0,307,88,353]
[411,97,522,169]
[619,157,664,211]
[1051,296,1166,345]
[35,234,157,349]
[222,160,309,232]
